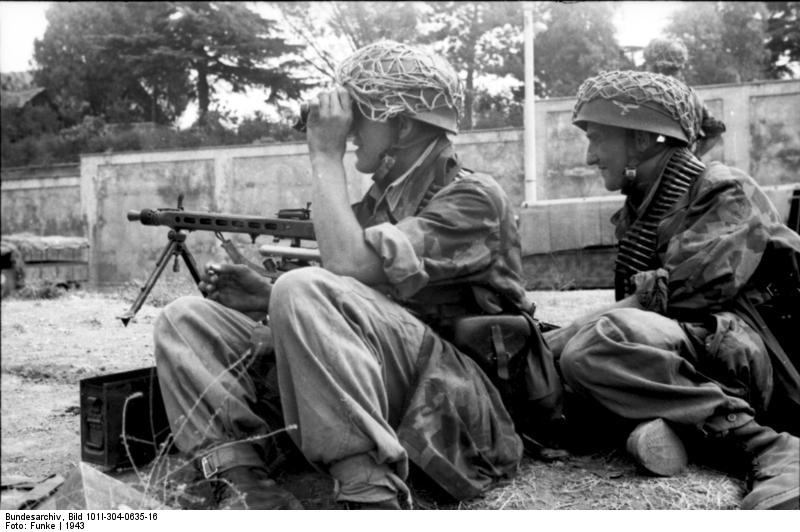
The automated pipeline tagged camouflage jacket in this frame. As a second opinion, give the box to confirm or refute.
[617,161,800,317]
[353,139,531,319]
[618,162,800,419]
[352,136,527,499]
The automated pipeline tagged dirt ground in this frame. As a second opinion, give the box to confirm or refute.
[0,285,744,510]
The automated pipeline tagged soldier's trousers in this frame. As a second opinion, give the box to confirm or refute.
[269,267,429,505]
[559,308,772,435]
[154,267,427,504]
[153,296,277,459]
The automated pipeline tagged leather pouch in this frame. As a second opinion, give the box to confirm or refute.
[450,314,532,381]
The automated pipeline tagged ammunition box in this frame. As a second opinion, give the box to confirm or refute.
[80,367,172,470]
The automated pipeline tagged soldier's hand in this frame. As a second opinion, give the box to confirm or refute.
[199,262,271,315]
[306,87,352,161]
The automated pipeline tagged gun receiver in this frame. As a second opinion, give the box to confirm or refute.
[119,198,317,326]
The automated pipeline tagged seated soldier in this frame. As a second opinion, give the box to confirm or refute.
[545,70,800,510]
[154,41,537,509]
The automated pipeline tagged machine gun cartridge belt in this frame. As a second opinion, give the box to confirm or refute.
[615,148,705,300]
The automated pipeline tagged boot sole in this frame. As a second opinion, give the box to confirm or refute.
[626,418,688,477]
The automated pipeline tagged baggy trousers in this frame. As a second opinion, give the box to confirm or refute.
[559,308,769,435]
[153,296,277,457]
[269,267,434,504]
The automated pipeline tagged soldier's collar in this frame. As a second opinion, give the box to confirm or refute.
[369,139,439,214]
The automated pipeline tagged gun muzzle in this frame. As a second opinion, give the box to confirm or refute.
[127,209,161,226]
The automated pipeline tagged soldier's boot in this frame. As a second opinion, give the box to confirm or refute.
[199,443,303,510]
[706,412,800,510]
[626,418,688,477]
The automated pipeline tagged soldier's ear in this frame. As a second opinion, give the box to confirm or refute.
[396,115,416,142]
[633,130,655,153]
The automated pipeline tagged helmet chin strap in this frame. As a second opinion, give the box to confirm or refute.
[621,132,667,195]
[372,116,440,185]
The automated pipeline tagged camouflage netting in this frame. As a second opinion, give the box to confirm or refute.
[574,70,705,144]
[643,38,689,77]
[335,40,462,129]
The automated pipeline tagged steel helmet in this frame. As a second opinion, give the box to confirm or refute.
[572,70,705,145]
[335,40,463,134]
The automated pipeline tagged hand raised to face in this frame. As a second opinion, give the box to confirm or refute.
[306,86,353,161]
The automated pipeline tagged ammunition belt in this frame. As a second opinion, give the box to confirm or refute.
[615,148,705,300]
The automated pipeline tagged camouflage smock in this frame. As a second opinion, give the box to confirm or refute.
[616,161,799,316]
[616,161,800,414]
[350,137,529,499]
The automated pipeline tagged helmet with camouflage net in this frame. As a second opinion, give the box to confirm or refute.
[572,70,705,145]
[335,40,463,134]
[643,38,689,78]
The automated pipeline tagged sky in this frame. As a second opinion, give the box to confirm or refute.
[0,1,685,124]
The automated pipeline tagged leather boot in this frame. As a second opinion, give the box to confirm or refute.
[707,413,799,510]
[199,443,303,510]
[626,418,688,477]
[212,466,303,510]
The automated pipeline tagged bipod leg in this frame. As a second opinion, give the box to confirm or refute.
[177,241,203,287]
[118,237,180,326]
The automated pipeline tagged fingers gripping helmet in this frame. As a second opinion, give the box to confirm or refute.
[335,41,463,134]
[572,70,705,145]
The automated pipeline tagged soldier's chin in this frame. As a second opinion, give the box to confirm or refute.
[355,156,379,174]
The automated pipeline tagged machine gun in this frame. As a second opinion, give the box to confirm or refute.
[119,195,318,326]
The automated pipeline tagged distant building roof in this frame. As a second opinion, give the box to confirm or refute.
[1,87,47,109]
[0,71,47,110]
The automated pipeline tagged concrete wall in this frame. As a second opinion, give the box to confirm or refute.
[0,164,83,236]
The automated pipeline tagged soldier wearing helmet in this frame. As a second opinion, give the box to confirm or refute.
[545,70,800,510]
[153,41,535,509]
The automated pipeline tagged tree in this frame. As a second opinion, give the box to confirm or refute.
[32,3,164,125]
[163,2,310,125]
[275,1,425,80]
[532,2,631,98]
[33,2,310,127]
[422,2,523,129]
[664,2,773,85]
[765,2,800,78]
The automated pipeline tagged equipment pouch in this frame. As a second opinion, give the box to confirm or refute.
[450,315,530,381]
[447,313,564,446]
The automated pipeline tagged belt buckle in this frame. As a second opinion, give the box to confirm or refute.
[201,455,218,479]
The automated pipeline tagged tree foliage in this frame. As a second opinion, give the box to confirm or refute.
[161,2,309,124]
[421,2,522,129]
[33,2,310,126]
[32,3,165,125]
[765,2,800,78]
[275,1,425,80]
[664,2,773,85]
[532,2,631,98]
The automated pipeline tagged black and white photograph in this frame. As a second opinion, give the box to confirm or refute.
[1,0,798,524]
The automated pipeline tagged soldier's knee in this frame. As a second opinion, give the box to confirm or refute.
[270,267,333,318]
[559,341,592,389]
[153,296,206,343]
